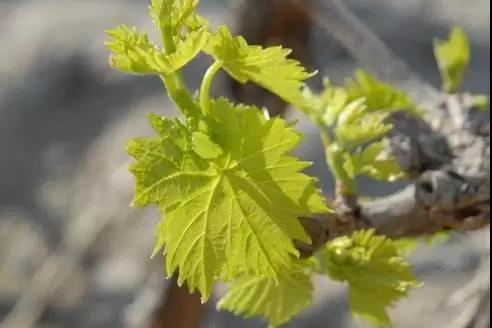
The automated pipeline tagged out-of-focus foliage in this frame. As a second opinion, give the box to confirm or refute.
[433,26,470,93]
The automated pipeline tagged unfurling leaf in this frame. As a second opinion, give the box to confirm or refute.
[105,25,208,75]
[345,70,419,114]
[335,109,392,147]
[317,229,421,326]
[105,25,164,74]
[128,98,328,301]
[316,71,413,185]
[149,0,206,33]
[433,26,470,93]
[349,141,405,182]
[318,71,419,129]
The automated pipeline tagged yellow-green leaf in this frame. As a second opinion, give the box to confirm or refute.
[150,0,205,32]
[433,26,470,93]
[205,26,316,111]
[317,229,421,326]
[191,131,223,159]
[345,70,419,114]
[105,25,164,74]
[128,99,328,301]
[218,265,313,327]
[105,25,208,75]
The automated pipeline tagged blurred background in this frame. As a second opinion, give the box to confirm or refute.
[0,0,489,327]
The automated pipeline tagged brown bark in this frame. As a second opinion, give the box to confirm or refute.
[149,275,204,328]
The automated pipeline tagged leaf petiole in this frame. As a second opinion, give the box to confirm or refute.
[157,20,198,117]
[322,134,356,196]
[200,61,222,114]
[160,74,198,117]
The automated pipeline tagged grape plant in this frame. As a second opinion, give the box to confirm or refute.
[105,1,480,326]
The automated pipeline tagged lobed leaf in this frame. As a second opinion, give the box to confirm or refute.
[205,26,317,111]
[128,98,328,300]
[105,25,165,74]
[105,25,208,75]
[218,264,313,327]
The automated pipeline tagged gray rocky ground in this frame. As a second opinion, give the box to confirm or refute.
[0,0,489,327]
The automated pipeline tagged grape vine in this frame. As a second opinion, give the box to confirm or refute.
[105,1,479,326]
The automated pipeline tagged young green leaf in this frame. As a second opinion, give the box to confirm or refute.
[348,142,404,182]
[345,70,419,114]
[218,266,313,328]
[317,229,421,326]
[105,25,164,74]
[433,26,470,93]
[314,71,413,188]
[105,25,208,75]
[163,26,209,70]
[335,109,393,147]
[128,98,328,301]
[318,80,350,126]
[205,26,316,110]
[315,71,419,132]
[150,0,206,33]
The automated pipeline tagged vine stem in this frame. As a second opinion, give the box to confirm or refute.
[158,24,198,116]
[321,130,356,197]
[302,103,357,197]
[160,74,198,117]
[200,61,223,114]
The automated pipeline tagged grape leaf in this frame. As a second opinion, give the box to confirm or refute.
[205,26,316,110]
[218,265,313,328]
[345,70,419,114]
[150,0,206,33]
[317,79,350,126]
[105,25,208,75]
[433,26,470,93]
[128,98,328,300]
[163,26,209,70]
[317,71,419,125]
[334,100,393,147]
[345,141,404,182]
[105,25,162,74]
[317,229,421,326]
[314,72,412,185]
[191,131,223,159]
